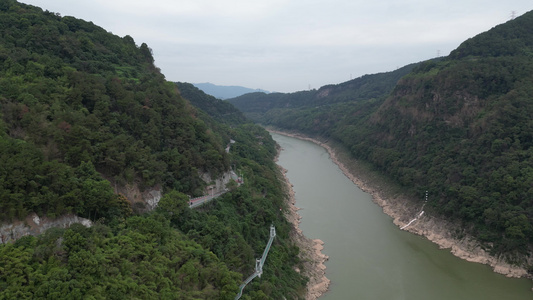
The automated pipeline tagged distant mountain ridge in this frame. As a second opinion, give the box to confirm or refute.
[193,82,270,99]
[227,63,418,117]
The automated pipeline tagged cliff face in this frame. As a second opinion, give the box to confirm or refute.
[110,183,162,211]
[0,168,233,242]
[201,171,235,193]
[0,213,92,244]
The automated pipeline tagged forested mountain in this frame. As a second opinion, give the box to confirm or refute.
[193,82,270,100]
[176,82,249,126]
[227,62,418,123]
[228,11,533,265]
[0,1,306,298]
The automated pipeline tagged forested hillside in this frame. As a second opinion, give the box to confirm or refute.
[228,63,418,124]
[175,82,249,126]
[354,12,533,257]
[229,11,533,266]
[0,1,307,298]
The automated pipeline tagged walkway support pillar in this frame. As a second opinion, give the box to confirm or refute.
[256,258,262,277]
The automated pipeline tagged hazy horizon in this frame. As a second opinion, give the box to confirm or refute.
[20,0,533,93]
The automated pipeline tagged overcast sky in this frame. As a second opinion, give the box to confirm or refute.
[20,0,533,93]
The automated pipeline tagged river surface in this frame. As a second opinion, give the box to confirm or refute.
[271,133,533,300]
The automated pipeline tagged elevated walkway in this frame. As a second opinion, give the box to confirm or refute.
[235,224,276,300]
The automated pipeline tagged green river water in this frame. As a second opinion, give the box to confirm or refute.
[271,132,533,300]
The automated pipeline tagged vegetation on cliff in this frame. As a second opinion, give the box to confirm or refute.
[0,1,307,298]
[228,11,533,265]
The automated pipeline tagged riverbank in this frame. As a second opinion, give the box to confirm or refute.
[275,148,330,299]
[269,129,530,282]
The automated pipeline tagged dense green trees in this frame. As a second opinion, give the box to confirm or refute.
[0,138,121,221]
[0,216,241,299]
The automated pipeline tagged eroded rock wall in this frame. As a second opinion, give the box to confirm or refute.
[0,213,92,244]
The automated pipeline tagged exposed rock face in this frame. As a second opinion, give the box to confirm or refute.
[108,169,235,212]
[0,213,92,244]
[0,169,236,244]
[110,171,234,212]
[110,182,162,211]
[144,189,162,210]
[201,171,234,194]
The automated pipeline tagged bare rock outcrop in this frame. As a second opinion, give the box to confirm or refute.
[0,213,92,244]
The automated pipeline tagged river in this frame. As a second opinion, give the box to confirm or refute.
[271,133,533,300]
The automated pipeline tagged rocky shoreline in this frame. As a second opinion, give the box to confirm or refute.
[278,164,330,299]
[270,129,531,299]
